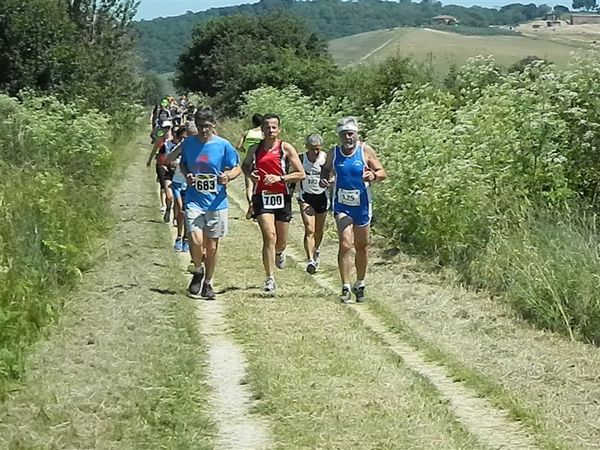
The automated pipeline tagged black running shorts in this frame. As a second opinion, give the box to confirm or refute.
[252,193,292,223]
[298,192,328,214]
[156,164,174,189]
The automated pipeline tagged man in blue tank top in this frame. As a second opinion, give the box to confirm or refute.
[320,117,387,303]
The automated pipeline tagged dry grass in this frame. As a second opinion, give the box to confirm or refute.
[214,191,484,449]
[0,133,215,449]
[297,221,600,449]
[329,27,584,71]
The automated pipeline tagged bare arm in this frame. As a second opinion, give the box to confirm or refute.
[236,133,246,152]
[282,142,305,183]
[362,143,386,182]
[242,145,258,180]
[165,142,182,164]
[319,149,335,187]
[146,139,162,167]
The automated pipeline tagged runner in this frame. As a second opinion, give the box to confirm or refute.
[242,114,305,295]
[165,127,190,252]
[180,108,241,300]
[146,120,174,218]
[320,117,387,303]
[236,113,263,219]
[297,133,329,274]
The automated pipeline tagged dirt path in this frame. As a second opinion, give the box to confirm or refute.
[168,226,271,449]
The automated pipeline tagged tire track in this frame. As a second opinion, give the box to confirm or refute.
[227,185,537,450]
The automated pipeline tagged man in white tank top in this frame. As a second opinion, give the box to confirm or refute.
[297,134,329,274]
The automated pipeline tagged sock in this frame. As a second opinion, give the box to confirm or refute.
[355,280,365,289]
[204,278,212,286]
[342,283,352,291]
[194,263,204,274]
[267,276,275,282]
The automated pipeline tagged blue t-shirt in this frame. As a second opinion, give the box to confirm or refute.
[181,135,240,211]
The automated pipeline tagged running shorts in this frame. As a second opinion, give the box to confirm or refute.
[252,193,292,223]
[156,164,174,189]
[298,192,328,215]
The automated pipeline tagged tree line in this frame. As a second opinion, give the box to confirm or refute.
[136,0,567,74]
[0,0,162,109]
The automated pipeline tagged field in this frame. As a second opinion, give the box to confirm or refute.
[329,26,586,70]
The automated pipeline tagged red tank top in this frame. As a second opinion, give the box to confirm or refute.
[254,139,288,194]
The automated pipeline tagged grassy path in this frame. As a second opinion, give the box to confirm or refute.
[0,133,215,449]
[2,126,599,449]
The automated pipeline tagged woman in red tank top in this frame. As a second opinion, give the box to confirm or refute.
[242,114,305,295]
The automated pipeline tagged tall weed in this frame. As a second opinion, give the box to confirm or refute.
[0,95,119,394]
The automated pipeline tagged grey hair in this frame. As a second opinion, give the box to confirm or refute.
[336,116,359,133]
[305,133,324,147]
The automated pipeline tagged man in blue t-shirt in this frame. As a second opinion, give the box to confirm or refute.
[180,108,241,300]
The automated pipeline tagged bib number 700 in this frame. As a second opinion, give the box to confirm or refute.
[262,192,284,210]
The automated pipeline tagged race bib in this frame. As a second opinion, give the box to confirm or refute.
[262,192,285,210]
[195,174,217,193]
[338,188,360,207]
[306,175,320,186]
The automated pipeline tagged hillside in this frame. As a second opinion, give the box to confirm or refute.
[135,0,550,73]
[329,27,585,71]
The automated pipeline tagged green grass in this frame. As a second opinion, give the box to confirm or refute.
[329,27,582,71]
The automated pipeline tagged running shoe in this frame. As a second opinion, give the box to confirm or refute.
[275,252,286,269]
[263,278,276,295]
[340,286,352,304]
[201,283,216,300]
[314,249,320,267]
[163,208,171,223]
[159,206,166,213]
[188,267,204,299]
[306,260,317,274]
[354,285,366,303]
[182,240,190,253]
[174,237,183,252]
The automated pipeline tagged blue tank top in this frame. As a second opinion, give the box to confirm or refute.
[332,145,371,211]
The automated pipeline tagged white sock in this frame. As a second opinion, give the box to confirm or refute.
[355,280,365,289]
[343,283,352,291]
[204,278,212,286]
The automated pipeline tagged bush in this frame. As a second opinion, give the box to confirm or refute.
[238,51,600,344]
[0,95,116,392]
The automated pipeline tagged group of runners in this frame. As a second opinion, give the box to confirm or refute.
[147,100,387,303]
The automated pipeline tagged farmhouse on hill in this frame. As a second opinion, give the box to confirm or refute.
[432,15,459,26]
[571,14,600,25]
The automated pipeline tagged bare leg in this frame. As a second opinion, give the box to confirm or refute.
[353,224,370,281]
[257,214,277,278]
[189,229,204,271]
[313,212,327,256]
[336,214,354,285]
[203,236,219,282]
[300,203,316,261]
[275,220,289,254]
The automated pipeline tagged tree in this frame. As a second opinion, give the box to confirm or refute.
[175,12,337,114]
[554,5,570,14]
[572,0,598,10]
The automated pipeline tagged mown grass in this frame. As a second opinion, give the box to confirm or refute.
[212,189,485,449]
[0,133,215,448]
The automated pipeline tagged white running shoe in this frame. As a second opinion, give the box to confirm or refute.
[306,260,317,274]
[275,252,286,269]
[263,278,276,295]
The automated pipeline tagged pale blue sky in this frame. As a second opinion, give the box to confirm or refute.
[135,0,567,21]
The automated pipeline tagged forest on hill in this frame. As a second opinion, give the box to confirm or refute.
[135,0,558,73]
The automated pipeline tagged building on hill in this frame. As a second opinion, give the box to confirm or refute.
[571,14,600,25]
[432,15,459,26]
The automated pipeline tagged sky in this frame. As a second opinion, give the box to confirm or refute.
[134,0,566,21]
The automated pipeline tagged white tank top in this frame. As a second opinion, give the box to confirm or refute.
[299,151,327,196]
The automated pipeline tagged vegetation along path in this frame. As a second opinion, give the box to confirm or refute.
[1,129,600,449]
